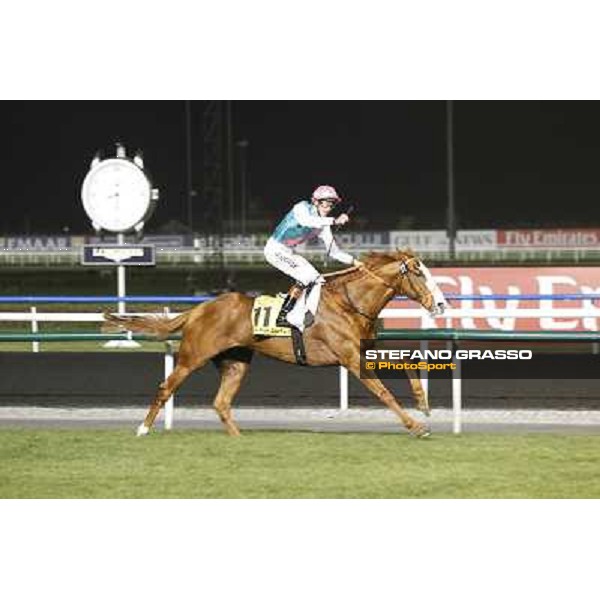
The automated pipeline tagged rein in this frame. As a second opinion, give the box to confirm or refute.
[325,258,422,321]
[325,263,399,322]
[358,264,397,291]
[323,264,395,290]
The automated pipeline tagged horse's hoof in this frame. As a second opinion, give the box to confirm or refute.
[410,423,431,439]
[136,424,150,437]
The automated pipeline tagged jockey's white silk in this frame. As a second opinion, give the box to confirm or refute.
[263,238,321,286]
[287,280,324,331]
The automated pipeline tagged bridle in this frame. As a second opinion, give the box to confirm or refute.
[360,257,426,293]
[341,257,430,321]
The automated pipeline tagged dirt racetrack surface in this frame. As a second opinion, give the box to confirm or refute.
[2,352,600,410]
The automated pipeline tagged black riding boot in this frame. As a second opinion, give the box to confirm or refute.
[276,293,298,327]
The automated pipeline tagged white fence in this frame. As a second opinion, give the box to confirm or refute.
[2,303,600,433]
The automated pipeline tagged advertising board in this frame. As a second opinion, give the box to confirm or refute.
[384,267,600,331]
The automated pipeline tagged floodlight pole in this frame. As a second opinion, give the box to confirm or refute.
[446,100,456,260]
[226,101,234,234]
[237,139,249,234]
[185,100,193,232]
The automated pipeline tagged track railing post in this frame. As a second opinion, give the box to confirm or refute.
[339,366,348,410]
[163,307,175,430]
[420,339,429,399]
[30,306,39,353]
[452,346,462,435]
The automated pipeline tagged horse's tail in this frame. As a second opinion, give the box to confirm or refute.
[102,310,190,341]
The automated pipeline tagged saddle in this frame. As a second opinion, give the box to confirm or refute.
[251,266,360,364]
[251,291,312,366]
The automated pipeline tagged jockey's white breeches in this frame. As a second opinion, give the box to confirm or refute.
[264,238,321,287]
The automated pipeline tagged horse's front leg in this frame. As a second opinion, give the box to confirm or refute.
[343,356,430,438]
[405,369,430,416]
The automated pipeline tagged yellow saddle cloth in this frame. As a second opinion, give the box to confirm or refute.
[252,295,291,337]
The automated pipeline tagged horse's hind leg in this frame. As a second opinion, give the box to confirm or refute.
[137,337,209,436]
[211,351,252,436]
[405,370,430,416]
[137,362,194,436]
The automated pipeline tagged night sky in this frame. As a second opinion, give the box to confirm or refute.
[3,100,600,235]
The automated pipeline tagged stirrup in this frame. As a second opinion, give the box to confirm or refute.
[276,309,292,327]
[276,294,297,327]
[276,313,291,327]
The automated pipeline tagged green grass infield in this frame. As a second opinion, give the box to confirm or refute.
[0,429,598,498]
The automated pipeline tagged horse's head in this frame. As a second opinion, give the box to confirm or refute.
[418,260,448,316]
[362,250,447,317]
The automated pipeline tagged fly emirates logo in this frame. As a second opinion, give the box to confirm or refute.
[434,274,600,332]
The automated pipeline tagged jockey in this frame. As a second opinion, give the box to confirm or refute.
[264,184,363,327]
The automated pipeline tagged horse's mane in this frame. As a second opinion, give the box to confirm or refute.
[362,248,416,269]
[325,248,417,289]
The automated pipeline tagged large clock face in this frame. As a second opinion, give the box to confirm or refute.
[81,158,152,232]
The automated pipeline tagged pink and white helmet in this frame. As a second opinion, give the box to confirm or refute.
[311,185,342,203]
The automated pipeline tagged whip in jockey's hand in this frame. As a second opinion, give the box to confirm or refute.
[334,213,350,226]
[264,184,359,327]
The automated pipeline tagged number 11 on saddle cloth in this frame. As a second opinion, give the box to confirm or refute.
[251,282,323,336]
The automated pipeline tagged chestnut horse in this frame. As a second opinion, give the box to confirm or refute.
[104,249,446,438]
